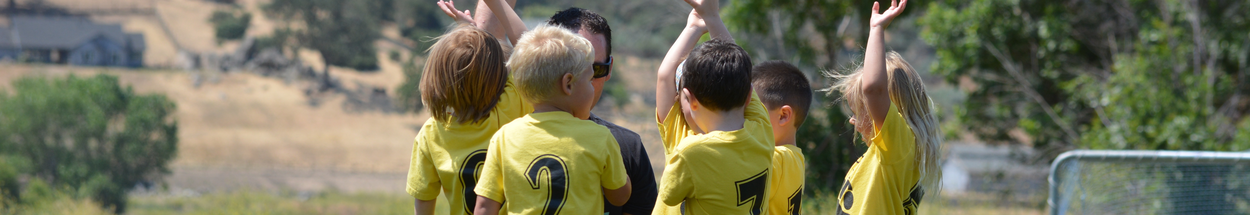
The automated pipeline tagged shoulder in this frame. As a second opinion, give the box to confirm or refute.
[590,114,644,145]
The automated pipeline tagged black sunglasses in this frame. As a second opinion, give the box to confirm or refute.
[592,56,613,78]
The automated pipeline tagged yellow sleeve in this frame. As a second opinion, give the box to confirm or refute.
[657,103,692,155]
[474,131,507,203]
[601,134,629,190]
[869,104,915,163]
[496,79,534,122]
[405,127,441,200]
[745,92,774,148]
[656,149,694,206]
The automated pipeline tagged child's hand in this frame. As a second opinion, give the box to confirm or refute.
[682,0,721,19]
[686,9,707,34]
[869,0,907,29]
[437,0,475,25]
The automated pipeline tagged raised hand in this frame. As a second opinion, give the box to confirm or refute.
[681,0,720,19]
[686,9,707,33]
[869,0,907,28]
[437,0,474,25]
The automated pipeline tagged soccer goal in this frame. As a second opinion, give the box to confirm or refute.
[1049,150,1250,215]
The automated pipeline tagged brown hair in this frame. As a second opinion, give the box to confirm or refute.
[420,24,509,124]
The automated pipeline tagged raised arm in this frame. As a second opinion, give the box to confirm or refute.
[681,0,732,42]
[472,0,515,42]
[861,0,907,130]
[656,10,708,122]
[482,0,526,45]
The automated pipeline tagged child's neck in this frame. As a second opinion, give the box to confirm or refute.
[775,133,796,146]
[532,102,570,115]
[695,107,746,133]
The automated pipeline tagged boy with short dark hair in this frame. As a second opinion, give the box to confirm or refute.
[752,60,813,215]
[652,0,775,214]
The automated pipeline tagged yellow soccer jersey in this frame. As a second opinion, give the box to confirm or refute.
[474,111,630,215]
[836,103,923,215]
[653,93,775,215]
[405,80,532,215]
[768,145,805,215]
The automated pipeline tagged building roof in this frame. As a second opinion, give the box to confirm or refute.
[0,16,143,51]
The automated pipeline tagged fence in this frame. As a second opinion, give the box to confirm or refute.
[1048,150,1250,215]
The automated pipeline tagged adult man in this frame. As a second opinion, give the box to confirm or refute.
[547,8,659,215]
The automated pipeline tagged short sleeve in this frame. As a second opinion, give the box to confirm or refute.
[474,132,507,202]
[744,92,774,148]
[869,103,915,163]
[601,136,629,190]
[495,79,534,121]
[656,151,693,206]
[406,131,441,200]
[657,103,693,155]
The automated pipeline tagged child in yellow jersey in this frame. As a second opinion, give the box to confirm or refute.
[751,61,813,215]
[652,0,775,214]
[405,23,533,215]
[472,25,632,215]
[829,0,943,214]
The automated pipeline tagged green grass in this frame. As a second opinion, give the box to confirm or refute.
[128,190,448,215]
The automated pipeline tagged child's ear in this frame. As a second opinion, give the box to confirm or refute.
[561,73,575,95]
[779,105,793,127]
[681,88,700,111]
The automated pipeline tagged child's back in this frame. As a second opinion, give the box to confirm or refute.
[406,25,532,215]
[657,94,774,215]
[473,25,631,215]
[478,111,628,214]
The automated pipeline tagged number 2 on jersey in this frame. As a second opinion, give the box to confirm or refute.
[526,154,568,215]
[736,169,769,215]
[458,149,488,214]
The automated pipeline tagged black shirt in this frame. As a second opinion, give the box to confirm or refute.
[590,113,658,215]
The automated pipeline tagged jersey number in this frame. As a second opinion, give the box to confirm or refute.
[458,149,488,214]
[788,186,803,215]
[526,154,568,215]
[735,169,769,215]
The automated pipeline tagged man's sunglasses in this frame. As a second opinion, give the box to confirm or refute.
[592,56,613,78]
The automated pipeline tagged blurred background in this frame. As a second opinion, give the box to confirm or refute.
[0,0,1247,214]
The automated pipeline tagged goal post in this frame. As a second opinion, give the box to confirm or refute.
[1048,150,1250,215]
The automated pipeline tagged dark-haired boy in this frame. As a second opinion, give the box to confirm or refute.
[752,60,812,215]
[548,8,659,215]
[652,0,774,214]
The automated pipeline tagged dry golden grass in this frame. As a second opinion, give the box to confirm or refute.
[0,63,425,193]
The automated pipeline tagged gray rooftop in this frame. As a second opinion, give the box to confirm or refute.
[0,16,143,51]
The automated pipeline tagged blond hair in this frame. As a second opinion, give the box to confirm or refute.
[507,25,594,103]
[829,51,942,199]
[420,24,509,124]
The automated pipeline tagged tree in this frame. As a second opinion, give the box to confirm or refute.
[264,0,382,72]
[0,74,178,213]
[209,9,252,42]
[920,0,1250,156]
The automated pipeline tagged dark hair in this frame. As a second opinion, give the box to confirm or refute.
[752,60,813,127]
[682,39,752,112]
[546,7,611,58]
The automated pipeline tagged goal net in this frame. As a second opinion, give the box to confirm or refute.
[1048,150,1250,215]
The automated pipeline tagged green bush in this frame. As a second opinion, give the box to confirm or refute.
[209,10,252,42]
[395,57,424,113]
[0,74,178,213]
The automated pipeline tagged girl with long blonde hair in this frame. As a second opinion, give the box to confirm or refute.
[829,0,942,214]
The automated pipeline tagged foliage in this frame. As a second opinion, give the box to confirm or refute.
[208,10,252,43]
[0,74,179,213]
[920,0,1250,157]
[395,56,424,113]
[725,0,912,68]
[0,178,112,215]
[264,0,382,71]
[795,97,863,193]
